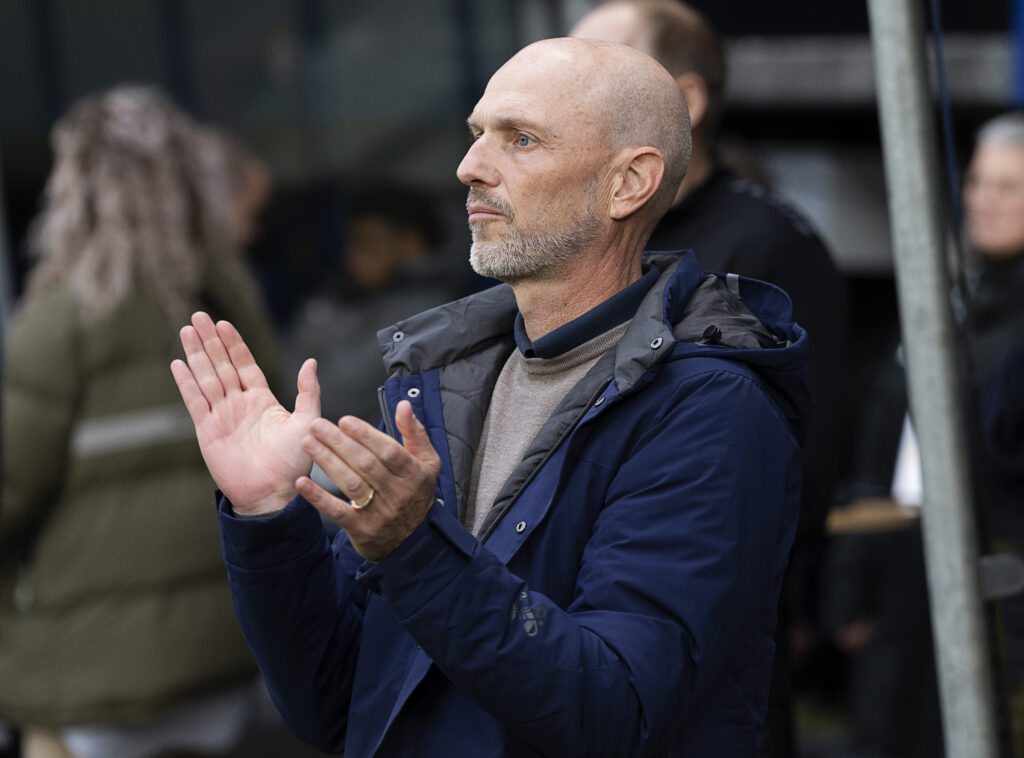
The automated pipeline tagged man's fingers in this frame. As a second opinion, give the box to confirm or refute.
[294,358,322,418]
[215,318,270,393]
[296,476,360,529]
[394,401,440,468]
[303,422,375,500]
[336,415,412,478]
[191,312,241,394]
[180,323,226,403]
[170,358,210,424]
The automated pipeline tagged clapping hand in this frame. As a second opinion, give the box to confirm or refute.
[172,311,442,561]
[171,312,321,514]
[296,404,441,562]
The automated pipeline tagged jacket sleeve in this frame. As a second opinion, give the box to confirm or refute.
[359,367,801,757]
[218,496,368,752]
[1,292,79,550]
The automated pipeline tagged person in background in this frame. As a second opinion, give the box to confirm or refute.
[962,112,1024,390]
[570,3,851,755]
[286,185,467,426]
[0,86,281,758]
[815,110,1024,758]
[197,129,274,254]
[963,112,1024,757]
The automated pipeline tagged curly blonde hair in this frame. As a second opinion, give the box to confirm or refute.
[26,85,259,324]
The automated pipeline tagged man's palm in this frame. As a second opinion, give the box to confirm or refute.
[172,313,321,514]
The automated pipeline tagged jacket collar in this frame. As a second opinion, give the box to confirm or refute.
[376,249,801,394]
[379,251,706,379]
[512,264,659,358]
[376,253,696,379]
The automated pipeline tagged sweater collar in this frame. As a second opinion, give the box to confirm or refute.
[513,264,659,359]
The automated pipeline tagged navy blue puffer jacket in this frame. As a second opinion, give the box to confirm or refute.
[220,251,811,757]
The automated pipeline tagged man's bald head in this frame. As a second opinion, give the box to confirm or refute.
[493,37,691,222]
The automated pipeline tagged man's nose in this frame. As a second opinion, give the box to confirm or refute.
[457,137,498,187]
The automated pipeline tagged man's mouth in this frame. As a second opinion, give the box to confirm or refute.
[467,189,513,223]
[467,204,505,222]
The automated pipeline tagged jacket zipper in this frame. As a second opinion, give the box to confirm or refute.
[478,376,613,543]
[377,386,397,439]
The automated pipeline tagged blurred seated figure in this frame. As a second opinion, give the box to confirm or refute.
[286,185,468,426]
[0,86,281,758]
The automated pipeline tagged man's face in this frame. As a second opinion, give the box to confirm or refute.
[457,47,611,282]
[964,141,1024,260]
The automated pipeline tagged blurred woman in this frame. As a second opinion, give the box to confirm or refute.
[0,86,281,758]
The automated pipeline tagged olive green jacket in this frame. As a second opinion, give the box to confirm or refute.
[0,266,282,727]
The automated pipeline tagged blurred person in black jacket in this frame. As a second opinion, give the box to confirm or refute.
[571,3,850,756]
[963,112,1024,756]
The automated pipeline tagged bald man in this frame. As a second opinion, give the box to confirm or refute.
[173,38,810,757]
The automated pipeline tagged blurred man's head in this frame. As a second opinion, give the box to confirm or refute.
[965,113,1024,261]
[457,37,690,283]
[345,186,442,293]
[570,1,725,137]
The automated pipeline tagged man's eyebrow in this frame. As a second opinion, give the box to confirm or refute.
[466,115,547,135]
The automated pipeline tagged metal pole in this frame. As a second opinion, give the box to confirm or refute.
[866,1,999,756]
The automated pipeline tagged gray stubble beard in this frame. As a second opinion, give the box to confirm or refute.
[468,201,602,283]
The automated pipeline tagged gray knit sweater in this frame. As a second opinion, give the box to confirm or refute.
[463,322,630,536]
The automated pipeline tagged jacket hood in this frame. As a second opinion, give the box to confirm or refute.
[379,250,812,441]
[632,251,813,443]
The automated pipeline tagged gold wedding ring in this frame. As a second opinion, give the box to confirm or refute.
[350,489,375,510]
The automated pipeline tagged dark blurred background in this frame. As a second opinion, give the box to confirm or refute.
[0,0,1017,316]
[3,0,1016,485]
[0,1,1019,755]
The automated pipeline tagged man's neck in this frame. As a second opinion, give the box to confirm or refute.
[672,137,714,206]
[512,246,644,342]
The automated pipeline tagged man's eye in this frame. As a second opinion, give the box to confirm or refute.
[517,134,531,147]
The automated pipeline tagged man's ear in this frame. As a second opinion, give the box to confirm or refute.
[609,148,665,221]
[677,72,708,131]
